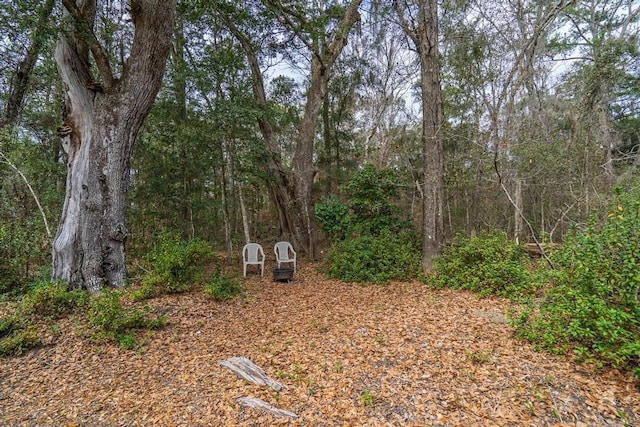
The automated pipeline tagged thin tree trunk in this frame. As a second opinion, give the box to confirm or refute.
[239,184,251,244]
[0,151,51,238]
[599,100,616,182]
[292,0,362,258]
[395,0,446,270]
[514,178,523,243]
[322,92,332,194]
[221,145,233,263]
[0,0,56,128]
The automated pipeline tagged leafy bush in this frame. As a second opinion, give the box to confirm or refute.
[17,280,88,320]
[0,325,40,356]
[0,316,20,338]
[516,189,640,376]
[130,281,158,301]
[203,273,244,300]
[325,231,421,284]
[86,290,166,349]
[429,232,537,299]
[315,196,350,241]
[138,230,212,298]
[341,164,408,235]
[0,224,29,295]
[1,283,167,355]
[1,280,87,357]
[318,165,419,284]
[315,165,412,241]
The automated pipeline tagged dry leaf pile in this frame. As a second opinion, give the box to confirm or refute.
[1,263,638,426]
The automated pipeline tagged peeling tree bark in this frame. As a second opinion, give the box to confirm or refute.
[52,0,176,292]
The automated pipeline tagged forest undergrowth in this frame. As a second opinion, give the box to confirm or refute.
[1,263,638,426]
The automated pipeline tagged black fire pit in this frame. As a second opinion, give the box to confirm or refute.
[273,267,294,283]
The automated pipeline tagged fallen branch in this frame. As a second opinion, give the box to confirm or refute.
[218,356,283,392]
[236,397,297,419]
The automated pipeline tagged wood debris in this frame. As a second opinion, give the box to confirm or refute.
[219,356,283,392]
[236,397,297,419]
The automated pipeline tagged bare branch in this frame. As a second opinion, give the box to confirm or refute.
[392,0,418,46]
[494,156,554,269]
[0,150,51,238]
[263,0,317,55]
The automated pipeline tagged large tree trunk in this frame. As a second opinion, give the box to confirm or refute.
[418,17,445,270]
[52,0,176,292]
[293,67,325,259]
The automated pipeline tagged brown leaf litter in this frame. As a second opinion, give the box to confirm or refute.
[1,263,638,426]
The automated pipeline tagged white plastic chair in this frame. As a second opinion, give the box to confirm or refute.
[242,243,265,277]
[274,241,296,272]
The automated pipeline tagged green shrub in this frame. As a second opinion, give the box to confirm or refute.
[315,165,413,242]
[341,164,409,236]
[0,315,35,356]
[516,189,640,376]
[203,273,244,300]
[130,283,158,301]
[315,196,350,241]
[324,231,421,284]
[0,325,40,356]
[1,281,88,357]
[86,290,166,349]
[0,316,21,338]
[17,280,88,319]
[139,230,212,298]
[0,211,54,299]
[429,232,537,299]
[316,165,417,282]
[0,224,28,295]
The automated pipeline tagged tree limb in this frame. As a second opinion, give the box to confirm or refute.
[0,150,51,238]
[61,0,115,88]
[392,0,418,46]
[493,156,554,269]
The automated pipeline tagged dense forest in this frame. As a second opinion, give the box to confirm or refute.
[2,0,638,284]
[0,1,639,424]
[1,0,639,390]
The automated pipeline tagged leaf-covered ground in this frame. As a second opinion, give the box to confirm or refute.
[1,264,638,426]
